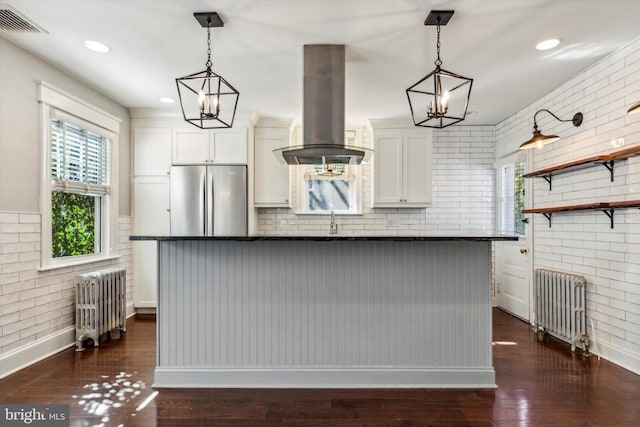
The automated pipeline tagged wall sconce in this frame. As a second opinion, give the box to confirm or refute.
[519,109,583,150]
[627,102,640,115]
[176,12,239,129]
[406,10,473,128]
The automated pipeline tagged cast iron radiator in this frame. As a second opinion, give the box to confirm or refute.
[75,267,126,350]
[534,268,589,352]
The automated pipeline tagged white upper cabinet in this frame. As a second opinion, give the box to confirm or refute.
[373,128,432,208]
[254,127,291,207]
[172,128,247,165]
[133,128,172,176]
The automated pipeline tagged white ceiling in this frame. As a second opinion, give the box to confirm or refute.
[2,0,640,125]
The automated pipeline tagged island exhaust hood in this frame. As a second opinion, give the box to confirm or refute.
[275,45,371,165]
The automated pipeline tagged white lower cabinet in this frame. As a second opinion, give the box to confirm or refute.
[254,127,291,207]
[373,128,432,208]
[133,176,170,308]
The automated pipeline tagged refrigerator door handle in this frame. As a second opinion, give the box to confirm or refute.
[206,167,214,236]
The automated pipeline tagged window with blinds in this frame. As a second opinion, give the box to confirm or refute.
[499,161,525,236]
[51,118,111,195]
[50,117,110,258]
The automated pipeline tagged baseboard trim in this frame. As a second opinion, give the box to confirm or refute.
[594,340,640,375]
[153,367,497,389]
[0,327,75,380]
[135,307,156,315]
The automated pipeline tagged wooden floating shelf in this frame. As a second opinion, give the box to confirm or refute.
[523,145,640,190]
[523,200,640,228]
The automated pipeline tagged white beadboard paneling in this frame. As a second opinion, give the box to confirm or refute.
[157,239,494,388]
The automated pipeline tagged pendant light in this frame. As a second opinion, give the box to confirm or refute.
[406,10,473,128]
[176,12,239,129]
[519,109,583,150]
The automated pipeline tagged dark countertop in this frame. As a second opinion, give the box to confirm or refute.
[130,235,518,242]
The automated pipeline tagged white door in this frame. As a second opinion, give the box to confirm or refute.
[495,153,532,321]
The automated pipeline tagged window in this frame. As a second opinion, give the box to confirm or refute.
[498,161,525,236]
[301,164,360,213]
[38,81,120,269]
[50,118,110,258]
[295,130,362,215]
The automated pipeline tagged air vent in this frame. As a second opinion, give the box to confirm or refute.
[0,4,47,33]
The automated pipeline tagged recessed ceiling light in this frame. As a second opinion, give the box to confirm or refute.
[536,38,561,51]
[160,97,176,104]
[84,40,110,53]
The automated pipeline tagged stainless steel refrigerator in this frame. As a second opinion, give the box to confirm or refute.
[170,165,247,236]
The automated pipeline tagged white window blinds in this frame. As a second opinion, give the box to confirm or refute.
[50,115,111,195]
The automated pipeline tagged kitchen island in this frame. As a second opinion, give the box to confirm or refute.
[130,235,517,388]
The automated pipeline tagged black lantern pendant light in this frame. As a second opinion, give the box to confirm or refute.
[406,10,473,128]
[176,12,239,129]
[519,109,583,150]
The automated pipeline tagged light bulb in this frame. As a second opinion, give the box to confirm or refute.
[536,140,544,150]
[198,90,205,111]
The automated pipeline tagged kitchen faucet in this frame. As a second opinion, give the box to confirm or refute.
[329,210,338,234]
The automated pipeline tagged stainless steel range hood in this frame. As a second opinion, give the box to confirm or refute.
[276,45,370,165]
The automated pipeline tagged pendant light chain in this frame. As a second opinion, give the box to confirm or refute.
[434,17,442,68]
[205,21,213,73]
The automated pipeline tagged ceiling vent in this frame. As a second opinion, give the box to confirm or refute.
[0,4,47,33]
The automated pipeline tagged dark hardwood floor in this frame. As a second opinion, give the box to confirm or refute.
[1,309,639,426]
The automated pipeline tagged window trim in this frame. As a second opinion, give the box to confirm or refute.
[38,81,121,270]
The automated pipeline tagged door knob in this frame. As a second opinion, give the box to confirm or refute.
[520,248,528,254]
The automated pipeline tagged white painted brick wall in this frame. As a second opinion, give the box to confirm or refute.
[257,125,495,236]
[497,36,640,368]
[0,214,132,355]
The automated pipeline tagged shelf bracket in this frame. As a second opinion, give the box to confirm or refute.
[542,176,552,191]
[603,209,615,229]
[543,212,552,227]
[602,161,615,182]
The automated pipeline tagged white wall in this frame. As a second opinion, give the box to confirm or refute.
[0,38,133,378]
[0,37,131,215]
[257,125,496,236]
[496,37,640,373]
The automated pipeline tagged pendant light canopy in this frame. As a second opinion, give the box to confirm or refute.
[176,12,239,129]
[519,109,583,150]
[406,10,473,129]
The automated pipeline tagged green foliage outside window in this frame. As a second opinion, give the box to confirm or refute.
[51,192,98,258]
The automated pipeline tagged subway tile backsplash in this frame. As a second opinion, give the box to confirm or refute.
[257,125,496,236]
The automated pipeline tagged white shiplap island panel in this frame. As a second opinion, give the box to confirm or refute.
[141,237,512,388]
